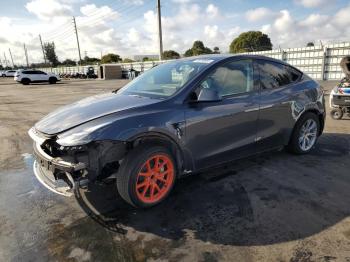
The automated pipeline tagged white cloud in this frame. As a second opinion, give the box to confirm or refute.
[245,7,277,22]
[127,28,141,43]
[299,13,328,26]
[295,0,329,8]
[172,0,192,3]
[25,0,72,21]
[262,4,350,48]
[204,25,219,38]
[333,4,350,26]
[206,4,219,19]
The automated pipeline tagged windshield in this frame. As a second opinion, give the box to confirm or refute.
[118,59,214,99]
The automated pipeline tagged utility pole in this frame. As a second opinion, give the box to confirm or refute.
[3,52,8,68]
[8,48,15,68]
[39,34,47,64]
[73,16,82,65]
[156,0,163,60]
[24,43,29,68]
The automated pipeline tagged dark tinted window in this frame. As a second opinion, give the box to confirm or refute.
[199,60,254,97]
[287,66,302,82]
[258,60,300,89]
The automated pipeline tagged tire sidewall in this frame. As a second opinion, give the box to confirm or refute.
[22,78,30,85]
[126,146,177,208]
[291,113,320,154]
[49,77,57,84]
[330,109,343,120]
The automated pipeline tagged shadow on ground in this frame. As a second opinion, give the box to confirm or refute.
[73,133,350,247]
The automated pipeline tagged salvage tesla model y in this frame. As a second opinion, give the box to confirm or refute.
[28,55,325,208]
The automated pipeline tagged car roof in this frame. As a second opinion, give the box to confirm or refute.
[180,54,291,66]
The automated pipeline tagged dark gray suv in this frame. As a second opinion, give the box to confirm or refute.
[28,55,325,208]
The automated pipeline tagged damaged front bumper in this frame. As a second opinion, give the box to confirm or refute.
[29,127,87,197]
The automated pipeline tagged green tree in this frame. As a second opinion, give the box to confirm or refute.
[306,42,315,47]
[184,41,212,57]
[229,31,272,53]
[61,59,76,66]
[82,56,100,65]
[101,53,122,64]
[162,50,180,60]
[142,57,150,62]
[213,46,220,54]
[44,42,59,66]
[123,58,135,63]
[184,49,193,57]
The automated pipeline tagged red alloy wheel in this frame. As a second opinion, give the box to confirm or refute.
[135,154,175,204]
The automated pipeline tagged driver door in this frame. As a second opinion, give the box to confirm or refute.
[184,59,260,170]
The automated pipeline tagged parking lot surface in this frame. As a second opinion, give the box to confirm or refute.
[0,78,349,262]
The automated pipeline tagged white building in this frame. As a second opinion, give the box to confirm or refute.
[133,54,160,62]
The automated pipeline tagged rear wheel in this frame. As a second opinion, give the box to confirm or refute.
[21,78,30,85]
[116,144,176,208]
[49,77,57,84]
[330,108,343,120]
[287,112,320,154]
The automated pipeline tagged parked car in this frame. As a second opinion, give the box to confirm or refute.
[2,70,16,77]
[15,70,60,85]
[28,55,325,208]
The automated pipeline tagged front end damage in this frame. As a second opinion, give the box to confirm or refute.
[28,127,127,196]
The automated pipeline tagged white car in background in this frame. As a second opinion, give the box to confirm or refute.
[14,70,60,85]
[2,70,17,77]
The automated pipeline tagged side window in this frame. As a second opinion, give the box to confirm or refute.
[258,60,293,89]
[287,66,302,82]
[37,71,47,75]
[199,60,254,97]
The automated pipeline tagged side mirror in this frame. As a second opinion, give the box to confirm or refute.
[197,88,222,102]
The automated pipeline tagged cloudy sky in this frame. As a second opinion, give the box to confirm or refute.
[1,0,350,65]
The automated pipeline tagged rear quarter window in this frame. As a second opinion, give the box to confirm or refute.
[258,60,301,89]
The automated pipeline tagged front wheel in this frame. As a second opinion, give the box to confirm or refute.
[116,144,176,208]
[49,77,57,84]
[287,112,320,154]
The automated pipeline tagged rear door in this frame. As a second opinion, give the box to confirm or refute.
[256,59,302,151]
[184,59,260,170]
[36,71,49,81]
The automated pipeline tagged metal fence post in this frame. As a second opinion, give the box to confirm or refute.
[321,46,327,81]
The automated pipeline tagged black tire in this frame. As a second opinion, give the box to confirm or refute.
[49,77,57,84]
[21,78,30,85]
[287,112,320,155]
[116,144,177,208]
[330,108,343,120]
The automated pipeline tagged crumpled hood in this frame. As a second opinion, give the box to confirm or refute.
[35,93,158,135]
